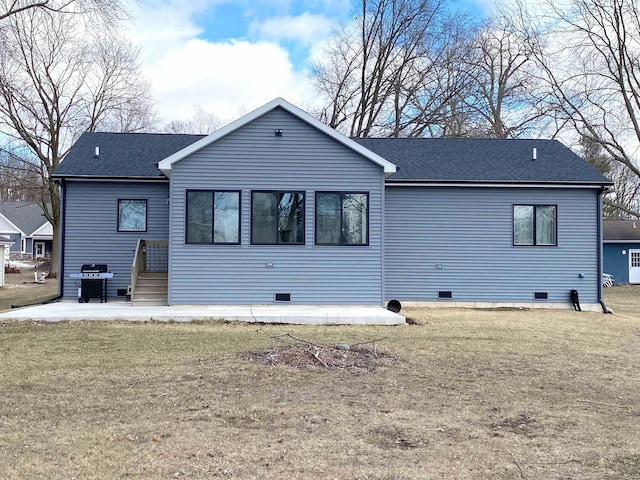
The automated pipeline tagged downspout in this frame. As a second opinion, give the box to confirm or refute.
[598,187,612,313]
[11,178,66,308]
[380,174,385,307]
[58,178,66,299]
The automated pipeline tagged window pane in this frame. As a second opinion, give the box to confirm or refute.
[119,200,146,232]
[343,193,368,244]
[278,192,304,244]
[187,192,212,243]
[252,192,277,244]
[316,193,341,244]
[214,192,239,243]
[514,205,533,245]
[536,206,556,245]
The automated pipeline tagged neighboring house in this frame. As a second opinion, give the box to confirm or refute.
[52,98,612,311]
[603,220,640,284]
[0,202,53,259]
[0,235,14,287]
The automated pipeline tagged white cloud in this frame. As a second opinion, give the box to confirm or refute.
[144,38,314,122]
[125,1,321,126]
[249,13,336,45]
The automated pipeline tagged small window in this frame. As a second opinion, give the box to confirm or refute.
[186,190,240,244]
[316,192,369,245]
[513,205,557,246]
[251,191,305,245]
[118,199,147,232]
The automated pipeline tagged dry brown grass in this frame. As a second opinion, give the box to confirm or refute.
[0,286,639,479]
[0,267,58,312]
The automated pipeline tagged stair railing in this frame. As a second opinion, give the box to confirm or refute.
[130,239,145,300]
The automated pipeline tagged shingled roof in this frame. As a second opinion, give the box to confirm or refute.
[603,220,640,242]
[352,137,611,185]
[0,202,49,236]
[54,131,611,186]
[53,132,204,179]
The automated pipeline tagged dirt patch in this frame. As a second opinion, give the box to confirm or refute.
[246,343,397,370]
[612,454,640,477]
[365,424,424,450]
[488,411,540,438]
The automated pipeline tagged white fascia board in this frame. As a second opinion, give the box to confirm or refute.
[0,212,24,235]
[157,97,397,177]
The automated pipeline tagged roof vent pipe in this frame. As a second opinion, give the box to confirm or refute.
[532,147,537,161]
[95,146,100,158]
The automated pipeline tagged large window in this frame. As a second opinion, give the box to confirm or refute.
[186,190,240,244]
[251,191,305,245]
[316,192,369,245]
[118,199,147,232]
[513,205,557,246]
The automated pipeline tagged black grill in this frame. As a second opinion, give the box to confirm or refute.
[80,264,108,303]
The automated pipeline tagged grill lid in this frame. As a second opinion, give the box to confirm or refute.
[81,263,108,273]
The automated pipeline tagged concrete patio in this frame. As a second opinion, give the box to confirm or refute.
[0,300,406,325]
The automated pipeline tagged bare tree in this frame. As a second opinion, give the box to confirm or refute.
[580,135,640,218]
[0,8,157,275]
[0,0,127,23]
[164,105,223,135]
[0,144,42,202]
[521,0,640,217]
[311,0,474,137]
[461,12,549,138]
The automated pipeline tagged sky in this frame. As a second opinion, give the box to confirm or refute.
[126,0,491,126]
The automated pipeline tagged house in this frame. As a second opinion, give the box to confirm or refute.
[0,235,14,287]
[603,220,640,284]
[0,201,53,259]
[52,98,612,312]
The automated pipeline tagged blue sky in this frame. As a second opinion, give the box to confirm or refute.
[128,0,491,125]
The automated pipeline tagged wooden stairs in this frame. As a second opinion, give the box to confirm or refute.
[132,271,168,306]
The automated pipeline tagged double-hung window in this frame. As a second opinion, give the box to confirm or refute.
[118,199,147,232]
[316,192,369,245]
[251,191,305,245]
[186,190,240,244]
[513,204,557,246]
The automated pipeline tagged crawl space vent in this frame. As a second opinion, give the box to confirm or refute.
[274,293,291,302]
[534,292,548,300]
[438,291,453,299]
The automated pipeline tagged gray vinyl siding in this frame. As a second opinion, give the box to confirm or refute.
[62,181,169,299]
[6,233,21,253]
[385,186,601,304]
[168,107,385,305]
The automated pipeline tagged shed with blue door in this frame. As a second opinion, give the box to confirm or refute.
[603,220,640,284]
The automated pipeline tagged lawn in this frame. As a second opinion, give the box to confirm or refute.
[0,287,639,479]
[0,267,58,312]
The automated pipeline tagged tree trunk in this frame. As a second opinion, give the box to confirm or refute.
[49,213,60,279]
